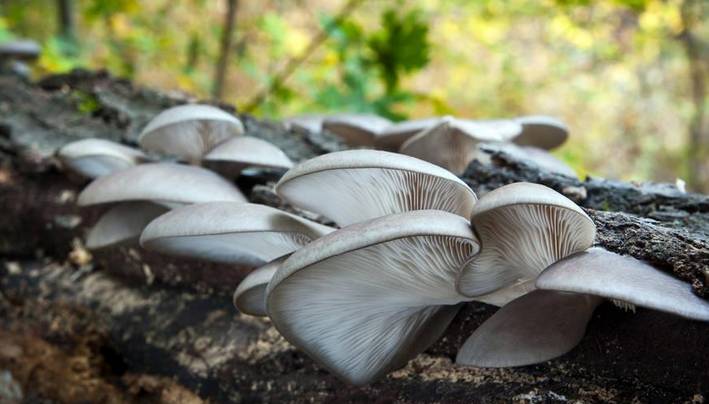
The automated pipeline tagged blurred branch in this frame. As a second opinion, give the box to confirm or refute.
[242,0,365,113]
[213,0,239,100]
[679,0,707,191]
[56,0,78,52]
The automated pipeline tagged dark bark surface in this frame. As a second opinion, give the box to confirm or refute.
[1,70,707,403]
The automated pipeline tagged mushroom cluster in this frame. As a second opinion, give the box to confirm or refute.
[55,105,709,387]
[285,113,575,177]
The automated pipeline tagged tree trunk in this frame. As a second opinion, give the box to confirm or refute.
[212,0,239,100]
[0,70,707,403]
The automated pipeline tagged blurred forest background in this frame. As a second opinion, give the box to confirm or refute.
[1,0,707,190]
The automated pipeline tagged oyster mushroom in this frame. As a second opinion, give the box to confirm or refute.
[375,117,443,151]
[57,138,147,179]
[283,115,325,134]
[140,202,333,266]
[78,163,246,207]
[266,210,482,385]
[275,150,477,227]
[399,117,522,174]
[322,114,392,147]
[457,248,709,367]
[512,115,568,150]
[85,202,168,250]
[458,182,596,299]
[139,104,244,162]
[233,255,287,316]
[0,39,40,61]
[203,136,293,178]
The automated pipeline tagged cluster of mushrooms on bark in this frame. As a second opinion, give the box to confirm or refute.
[56,106,709,386]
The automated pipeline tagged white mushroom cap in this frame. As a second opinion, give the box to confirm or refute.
[0,39,40,60]
[276,150,477,227]
[456,290,602,367]
[203,136,293,176]
[266,210,480,385]
[399,118,523,174]
[138,104,244,161]
[512,115,568,150]
[233,255,286,316]
[322,114,392,147]
[375,117,442,151]
[473,279,536,307]
[537,247,709,321]
[57,138,147,179]
[85,202,168,250]
[77,163,247,207]
[458,182,595,298]
[140,202,333,265]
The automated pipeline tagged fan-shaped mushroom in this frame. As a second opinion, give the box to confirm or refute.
[275,150,477,227]
[140,202,333,266]
[233,255,287,316]
[203,136,293,178]
[266,210,482,385]
[57,138,147,179]
[85,202,168,250]
[457,248,709,367]
[399,118,522,174]
[322,114,392,147]
[458,182,595,299]
[512,115,568,150]
[139,104,244,162]
[375,117,442,151]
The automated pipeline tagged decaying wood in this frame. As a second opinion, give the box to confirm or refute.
[1,70,707,403]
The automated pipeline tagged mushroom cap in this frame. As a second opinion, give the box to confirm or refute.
[375,117,442,151]
[138,104,244,161]
[85,202,168,250]
[140,202,333,265]
[275,150,477,227]
[537,247,709,321]
[233,255,286,316]
[203,136,293,174]
[77,163,246,207]
[0,39,41,60]
[399,118,522,174]
[458,182,595,297]
[266,210,480,385]
[322,114,392,147]
[473,279,536,307]
[456,290,602,368]
[512,115,568,150]
[57,138,147,179]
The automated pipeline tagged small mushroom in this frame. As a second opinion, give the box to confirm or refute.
[233,255,287,316]
[275,150,477,227]
[139,104,244,162]
[266,210,481,385]
[375,117,443,151]
[512,115,568,150]
[203,136,293,178]
[458,182,595,299]
[85,202,168,250]
[0,39,41,61]
[399,117,523,174]
[457,248,709,367]
[140,202,333,266]
[57,138,148,179]
[78,163,246,207]
[322,114,392,147]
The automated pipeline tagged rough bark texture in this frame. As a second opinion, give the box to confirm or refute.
[0,70,708,403]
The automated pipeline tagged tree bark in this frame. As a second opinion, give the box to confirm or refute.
[0,70,707,403]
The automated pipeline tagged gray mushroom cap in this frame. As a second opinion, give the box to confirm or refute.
[57,138,147,179]
[399,117,523,174]
[456,290,601,367]
[375,117,443,151]
[458,182,595,299]
[266,210,480,385]
[276,150,477,227]
[283,115,325,134]
[203,136,293,176]
[85,202,168,250]
[0,40,40,60]
[140,202,333,266]
[77,163,246,207]
[233,255,286,316]
[322,114,392,147]
[537,247,709,321]
[512,115,568,150]
[139,104,244,161]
